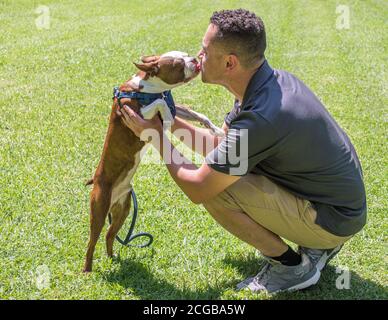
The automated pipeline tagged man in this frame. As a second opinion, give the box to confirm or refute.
[119,9,367,293]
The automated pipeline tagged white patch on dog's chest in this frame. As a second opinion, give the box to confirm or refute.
[109,151,141,208]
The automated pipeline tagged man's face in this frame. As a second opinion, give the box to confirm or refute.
[197,24,225,84]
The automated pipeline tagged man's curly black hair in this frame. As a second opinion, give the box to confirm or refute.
[210,9,266,68]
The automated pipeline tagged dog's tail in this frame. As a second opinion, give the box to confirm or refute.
[85,178,94,186]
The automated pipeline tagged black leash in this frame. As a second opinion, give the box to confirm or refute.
[108,189,153,248]
[109,86,169,248]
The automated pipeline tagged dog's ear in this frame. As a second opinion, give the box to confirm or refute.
[140,55,160,63]
[133,61,159,77]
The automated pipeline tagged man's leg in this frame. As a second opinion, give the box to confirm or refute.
[203,199,288,257]
[203,194,320,294]
[202,174,351,293]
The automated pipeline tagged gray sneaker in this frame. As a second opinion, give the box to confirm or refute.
[298,245,343,271]
[236,253,320,294]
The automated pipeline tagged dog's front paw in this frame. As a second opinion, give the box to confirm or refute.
[211,127,225,137]
[203,120,224,137]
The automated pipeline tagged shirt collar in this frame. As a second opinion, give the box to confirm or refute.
[241,59,274,107]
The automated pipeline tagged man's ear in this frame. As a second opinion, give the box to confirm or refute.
[225,54,238,70]
[133,61,159,76]
[140,55,160,63]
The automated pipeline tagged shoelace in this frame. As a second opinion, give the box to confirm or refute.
[253,262,272,286]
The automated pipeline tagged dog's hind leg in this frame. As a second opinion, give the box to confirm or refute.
[105,193,131,258]
[83,183,111,273]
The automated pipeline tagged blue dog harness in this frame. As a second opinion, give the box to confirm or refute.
[113,86,176,118]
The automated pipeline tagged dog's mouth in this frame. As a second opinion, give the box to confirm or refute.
[193,59,201,72]
[184,58,201,81]
[187,57,200,71]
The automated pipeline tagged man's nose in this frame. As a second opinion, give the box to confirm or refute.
[197,49,204,59]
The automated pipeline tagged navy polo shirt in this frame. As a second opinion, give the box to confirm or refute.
[205,60,367,237]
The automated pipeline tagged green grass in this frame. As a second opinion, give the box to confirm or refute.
[0,0,387,300]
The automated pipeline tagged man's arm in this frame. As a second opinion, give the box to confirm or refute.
[118,105,238,203]
[171,117,227,157]
[152,130,240,204]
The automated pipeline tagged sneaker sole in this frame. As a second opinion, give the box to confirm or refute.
[316,245,342,272]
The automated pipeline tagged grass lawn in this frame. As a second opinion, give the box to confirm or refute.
[0,0,387,299]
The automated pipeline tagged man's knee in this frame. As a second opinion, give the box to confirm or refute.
[202,190,240,214]
[202,196,221,214]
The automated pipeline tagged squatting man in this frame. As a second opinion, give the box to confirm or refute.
[118,9,366,293]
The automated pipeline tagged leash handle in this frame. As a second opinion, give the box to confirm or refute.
[108,189,154,248]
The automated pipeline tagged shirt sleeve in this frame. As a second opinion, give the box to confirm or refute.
[205,110,278,176]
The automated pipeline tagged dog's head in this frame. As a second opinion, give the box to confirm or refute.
[127,51,200,93]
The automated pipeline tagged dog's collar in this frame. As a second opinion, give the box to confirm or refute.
[113,86,176,117]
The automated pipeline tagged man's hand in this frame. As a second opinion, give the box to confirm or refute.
[119,105,163,141]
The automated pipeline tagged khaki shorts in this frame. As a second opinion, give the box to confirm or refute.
[210,174,352,249]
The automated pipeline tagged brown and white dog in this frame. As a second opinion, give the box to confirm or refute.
[83,51,224,272]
